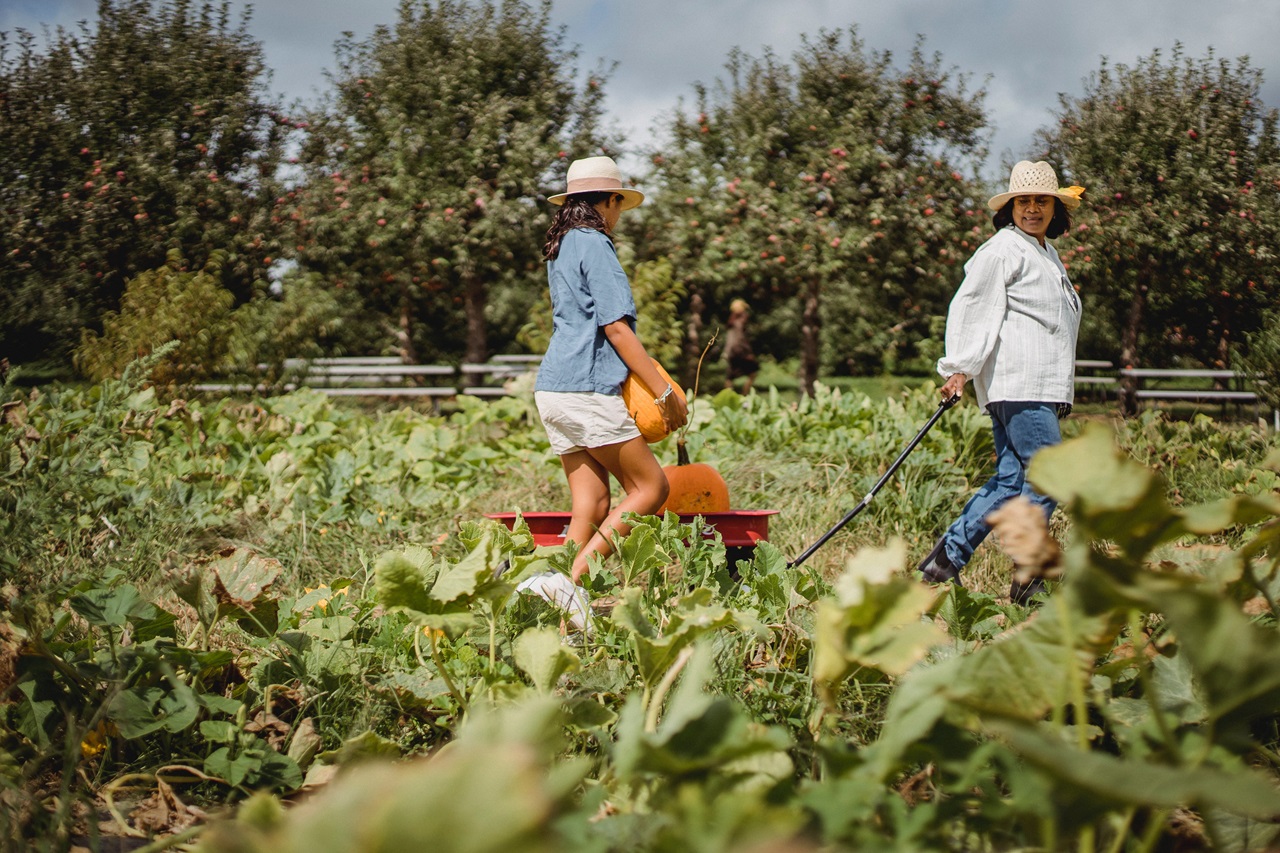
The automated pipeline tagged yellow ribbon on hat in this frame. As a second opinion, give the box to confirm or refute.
[1060,185,1085,199]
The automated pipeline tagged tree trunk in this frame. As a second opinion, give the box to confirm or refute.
[397,279,419,364]
[463,275,488,364]
[1118,280,1147,417]
[682,292,705,390]
[800,279,820,397]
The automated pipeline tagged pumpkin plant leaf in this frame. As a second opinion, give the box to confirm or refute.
[988,719,1280,819]
[616,523,664,588]
[615,644,793,780]
[375,547,442,616]
[1141,581,1280,727]
[209,547,281,609]
[864,592,1120,782]
[813,541,948,706]
[431,529,498,604]
[1029,425,1174,555]
[619,590,763,688]
[514,626,581,694]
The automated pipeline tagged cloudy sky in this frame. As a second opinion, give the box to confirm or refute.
[7,0,1280,184]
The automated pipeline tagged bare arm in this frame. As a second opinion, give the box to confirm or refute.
[604,319,688,428]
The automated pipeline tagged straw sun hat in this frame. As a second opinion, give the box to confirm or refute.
[548,155,645,210]
[987,160,1084,211]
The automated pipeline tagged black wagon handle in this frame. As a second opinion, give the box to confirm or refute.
[787,393,960,569]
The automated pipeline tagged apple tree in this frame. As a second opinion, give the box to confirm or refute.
[1037,46,1280,412]
[0,0,290,365]
[633,29,989,393]
[288,0,612,364]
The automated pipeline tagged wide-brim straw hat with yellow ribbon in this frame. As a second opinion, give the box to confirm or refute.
[548,155,645,210]
[987,160,1084,211]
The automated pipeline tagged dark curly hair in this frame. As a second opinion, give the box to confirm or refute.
[992,197,1071,239]
[543,192,620,260]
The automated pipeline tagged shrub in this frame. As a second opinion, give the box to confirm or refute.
[75,251,236,387]
[1238,307,1280,413]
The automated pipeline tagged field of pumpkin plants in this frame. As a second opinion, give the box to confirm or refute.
[3,353,1280,852]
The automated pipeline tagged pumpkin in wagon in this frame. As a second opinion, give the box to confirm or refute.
[660,436,730,514]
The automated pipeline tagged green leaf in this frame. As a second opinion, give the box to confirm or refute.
[514,627,581,694]
[989,720,1280,818]
[235,598,279,637]
[748,540,789,579]
[375,547,441,615]
[200,694,244,716]
[1174,493,1280,537]
[109,677,201,738]
[1203,808,1280,852]
[621,591,762,688]
[70,585,148,629]
[314,730,401,767]
[415,612,478,638]
[561,696,618,731]
[200,720,239,744]
[1150,649,1208,725]
[610,587,658,641]
[253,750,304,792]
[430,530,500,605]
[205,746,259,787]
[616,523,664,587]
[107,686,168,739]
[614,645,793,780]
[864,593,1120,782]
[812,541,947,703]
[377,671,454,711]
[296,615,356,642]
[12,681,59,748]
[1145,583,1280,727]
[1029,424,1175,553]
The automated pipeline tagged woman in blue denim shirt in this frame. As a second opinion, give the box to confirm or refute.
[535,156,688,586]
[917,161,1085,605]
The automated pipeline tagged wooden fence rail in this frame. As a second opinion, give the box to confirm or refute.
[193,356,1275,427]
[192,356,542,401]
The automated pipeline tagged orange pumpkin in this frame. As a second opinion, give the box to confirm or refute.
[660,438,730,514]
[622,359,687,443]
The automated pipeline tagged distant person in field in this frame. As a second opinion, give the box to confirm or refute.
[534,155,688,589]
[723,298,759,393]
[917,160,1085,606]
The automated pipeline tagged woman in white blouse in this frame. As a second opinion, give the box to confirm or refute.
[916,160,1085,604]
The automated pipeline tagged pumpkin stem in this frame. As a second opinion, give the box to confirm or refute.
[676,436,690,466]
[677,327,719,448]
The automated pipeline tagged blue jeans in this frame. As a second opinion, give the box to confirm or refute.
[941,401,1061,568]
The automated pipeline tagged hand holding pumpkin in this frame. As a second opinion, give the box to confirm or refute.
[623,360,688,443]
[656,384,688,432]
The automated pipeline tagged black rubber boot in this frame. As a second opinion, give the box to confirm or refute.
[1009,577,1047,606]
[916,537,962,586]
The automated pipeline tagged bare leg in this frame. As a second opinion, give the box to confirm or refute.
[568,436,669,582]
[560,450,612,553]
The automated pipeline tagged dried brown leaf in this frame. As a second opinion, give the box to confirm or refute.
[209,547,281,611]
[987,496,1063,584]
[129,778,206,835]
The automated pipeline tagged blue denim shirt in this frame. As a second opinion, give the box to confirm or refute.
[534,228,636,394]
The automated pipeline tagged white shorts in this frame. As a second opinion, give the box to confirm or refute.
[535,391,641,455]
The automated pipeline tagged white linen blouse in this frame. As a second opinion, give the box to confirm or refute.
[936,225,1081,410]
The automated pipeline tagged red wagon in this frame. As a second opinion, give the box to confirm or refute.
[485,509,779,563]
